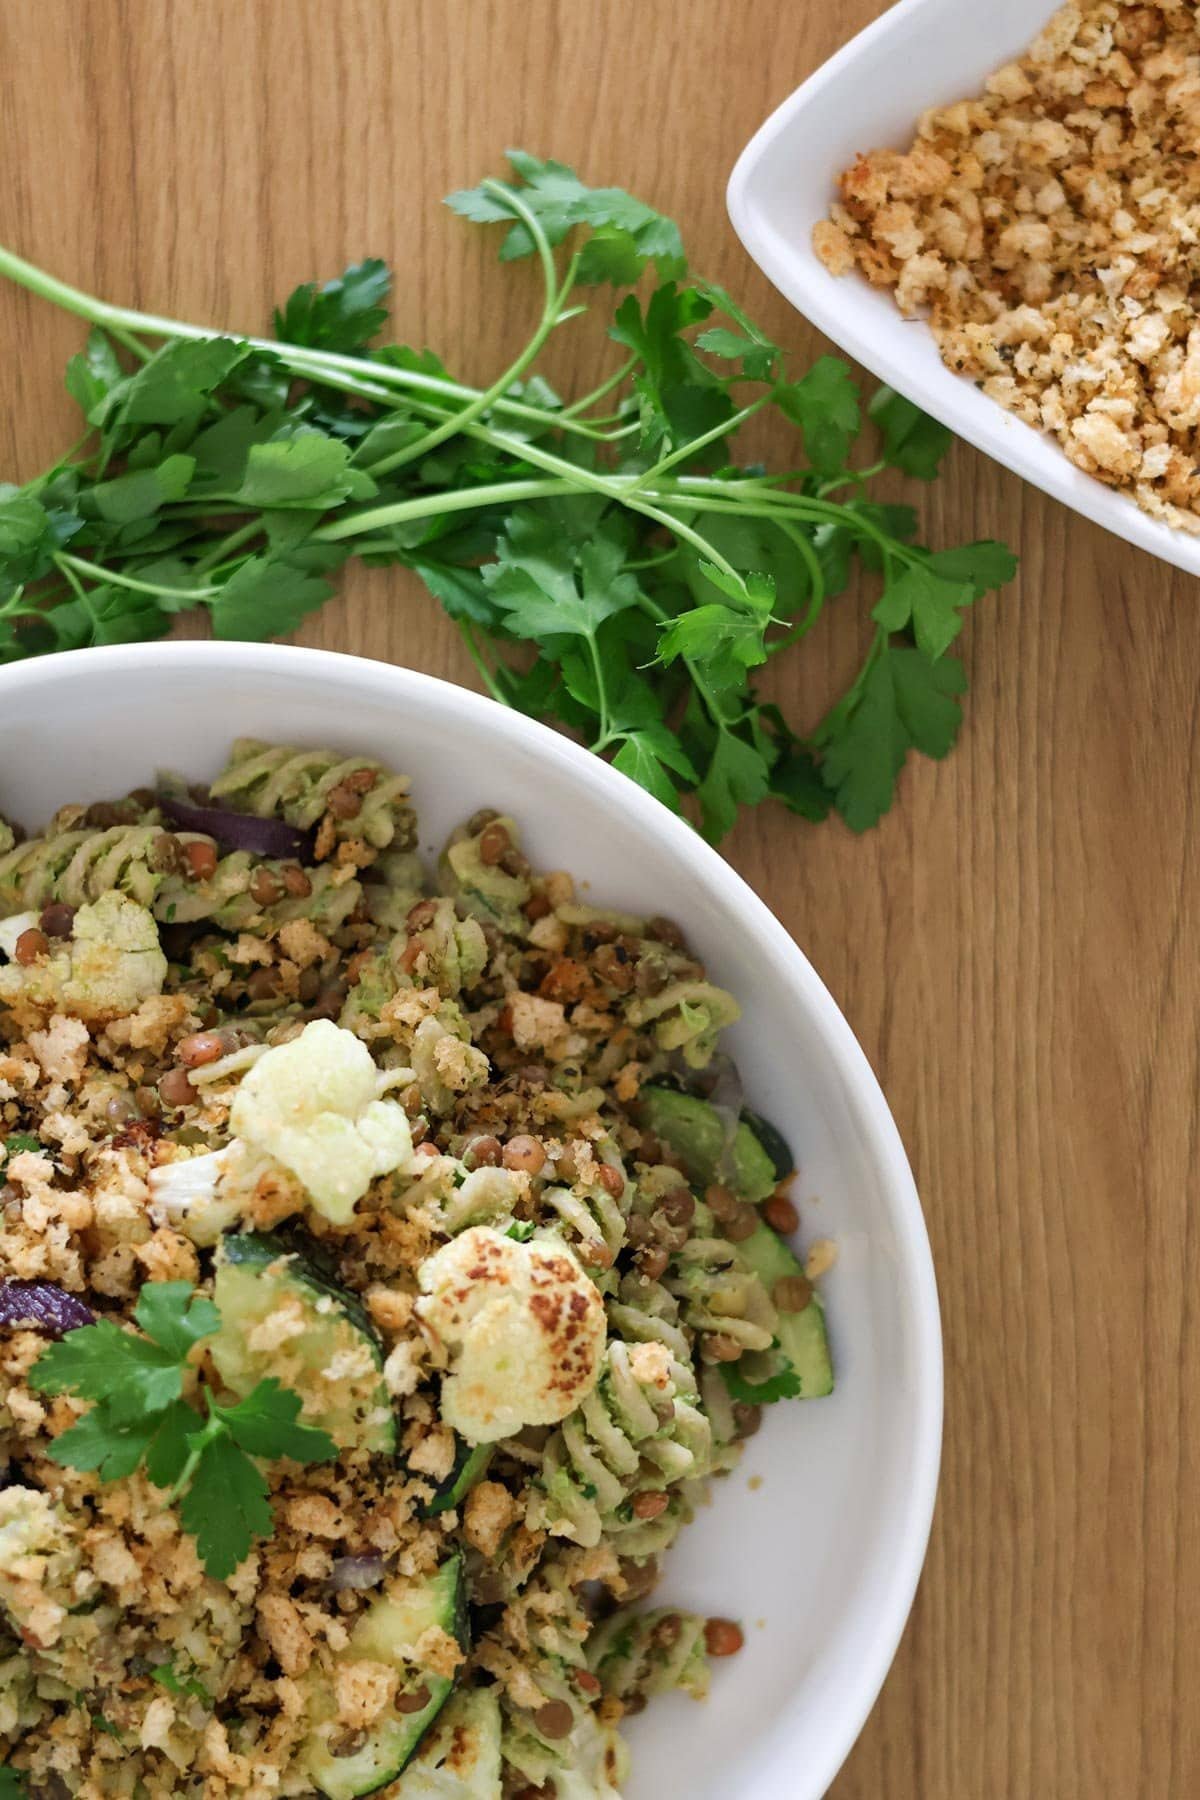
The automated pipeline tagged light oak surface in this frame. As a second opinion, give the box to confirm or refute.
[1,2,1196,1794]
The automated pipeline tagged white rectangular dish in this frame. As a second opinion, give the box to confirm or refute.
[726,0,1200,579]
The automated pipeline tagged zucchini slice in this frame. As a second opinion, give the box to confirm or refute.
[302,1558,467,1800]
[395,1685,502,1796]
[211,1232,395,1454]
[737,1106,793,1183]
[417,1439,493,1519]
[733,1220,833,1399]
[639,1086,781,1204]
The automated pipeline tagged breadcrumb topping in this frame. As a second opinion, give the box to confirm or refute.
[816,0,1200,531]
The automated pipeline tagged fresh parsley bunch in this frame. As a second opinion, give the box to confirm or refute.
[30,1282,334,1579]
[0,152,1016,835]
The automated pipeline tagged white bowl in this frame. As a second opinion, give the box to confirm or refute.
[0,643,941,1800]
[727,0,1200,579]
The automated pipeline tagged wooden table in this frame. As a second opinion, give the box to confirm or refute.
[2,2,1195,1794]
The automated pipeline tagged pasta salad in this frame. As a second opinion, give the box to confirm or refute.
[0,740,834,1798]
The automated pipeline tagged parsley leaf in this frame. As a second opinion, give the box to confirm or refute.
[926,541,1019,595]
[211,1379,336,1464]
[133,1281,221,1360]
[64,328,123,415]
[274,259,391,354]
[696,730,772,841]
[695,282,781,382]
[776,358,861,476]
[658,565,776,693]
[47,1394,201,1486]
[448,151,685,282]
[720,1357,803,1405]
[180,1431,271,1582]
[32,1285,217,1424]
[232,435,374,509]
[612,725,697,813]
[819,645,967,830]
[151,1661,211,1704]
[143,1397,206,1487]
[869,385,953,480]
[0,1768,28,1796]
[483,513,637,639]
[46,1402,162,1482]
[873,563,975,660]
[1,1134,41,1166]
[101,338,250,430]
[82,455,196,525]
[210,554,338,640]
[32,1284,332,1581]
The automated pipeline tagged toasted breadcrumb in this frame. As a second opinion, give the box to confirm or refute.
[816,0,1200,531]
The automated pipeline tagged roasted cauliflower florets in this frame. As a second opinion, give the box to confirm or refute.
[229,1018,414,1225]
[0,892,166,1022]
[416,1226,606,1445]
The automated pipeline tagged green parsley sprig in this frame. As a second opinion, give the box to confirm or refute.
[0,151,1016,835]
[30,1281,335,1579]
[0,1135,41,1170]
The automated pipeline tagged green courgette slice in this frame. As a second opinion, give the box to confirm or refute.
[211,1231,395,1454]
[302,1558,467,1799]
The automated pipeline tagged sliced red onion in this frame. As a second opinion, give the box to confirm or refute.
[158,794,315,865]
[330,1553,386,1591]
[0,1282,94,1336]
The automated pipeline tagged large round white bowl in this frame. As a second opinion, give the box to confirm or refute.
[0,642,941,1800]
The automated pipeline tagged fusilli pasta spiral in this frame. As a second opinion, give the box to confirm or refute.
[209,738,414,849]
[529,1339,713,1551]
[588,1606,712,1703]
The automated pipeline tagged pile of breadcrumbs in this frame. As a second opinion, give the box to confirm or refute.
[814,1,1200,531]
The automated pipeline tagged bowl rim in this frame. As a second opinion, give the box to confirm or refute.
[725,0,1200,579]
[0,640,943,1797]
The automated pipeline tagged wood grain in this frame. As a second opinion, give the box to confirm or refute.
[1,1,1196,1792]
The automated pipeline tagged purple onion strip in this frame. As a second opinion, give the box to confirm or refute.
[0,1281,94,1336]
[158,794,315,865]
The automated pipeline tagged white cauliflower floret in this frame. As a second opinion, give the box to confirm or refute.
[416,1226,606,1445]
[0,1487,94,1650]
[0,892,166,1023]
[149,1146,246,1246]
[229,1019,413,1225]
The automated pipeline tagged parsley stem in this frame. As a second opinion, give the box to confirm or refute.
[767,519,826,633]
[0,241,611,443]
[817,461,886,497]
[400,412,747,580]
[281,344,619,441]
[54,557,101,631]
[166,1409,225,1503]
[366,181,571,479]
[316,478,576,541]
[660,484,904,564]
[586,632,611,742]
[0,242,156,364]
[458,622,507,704]
[56,552,218,602]
[193,520,262,574]
[560,355,637,419]
[630,396,770,491]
